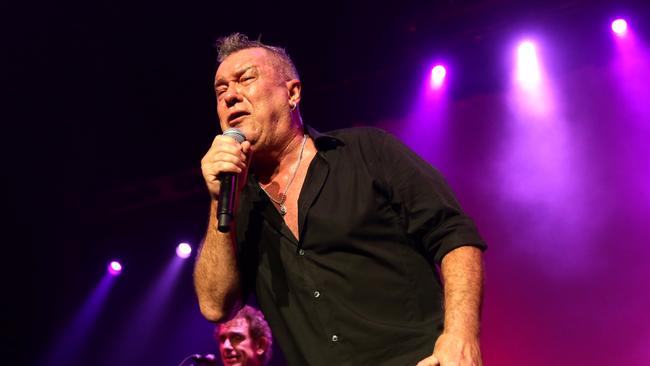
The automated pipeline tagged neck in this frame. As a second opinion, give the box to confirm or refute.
[254,130,306,184]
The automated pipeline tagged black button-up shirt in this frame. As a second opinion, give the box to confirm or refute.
[235,127,486,366]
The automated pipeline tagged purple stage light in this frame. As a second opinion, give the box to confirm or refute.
[176,243,192,259]
[108,261,122,275]
[108,253,186,364]
[611,19,628,36]
[42,273,116,366]
[430,65,447,89]
[516,41,541,89]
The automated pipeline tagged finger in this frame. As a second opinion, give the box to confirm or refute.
[210,134,244,153]
[203,142,247,164]
[201,158,245,179]
[208,141,244,158]
[416,355,440,366]
[210,143,248,164]
[210,151,246,167]
[202,161,243,179]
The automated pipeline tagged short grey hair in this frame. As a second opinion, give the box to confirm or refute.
[215,33,299,81]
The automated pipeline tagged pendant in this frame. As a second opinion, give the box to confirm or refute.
[279,204,287,216]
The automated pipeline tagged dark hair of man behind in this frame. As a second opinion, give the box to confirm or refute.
[215,305,274,364]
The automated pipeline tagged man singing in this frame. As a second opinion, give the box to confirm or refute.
[194,33,487,366]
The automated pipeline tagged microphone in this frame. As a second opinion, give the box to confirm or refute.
[192,353,217,361]
[217,128,247,232]
[178,353,217,366]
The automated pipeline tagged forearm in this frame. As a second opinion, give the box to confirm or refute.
[440,246,483,338]
[193,200,243,322]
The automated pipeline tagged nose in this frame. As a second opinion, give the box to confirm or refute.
[223,82,243,108]
[222,338,234,350]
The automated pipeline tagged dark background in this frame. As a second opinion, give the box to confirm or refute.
[5,0,650,365]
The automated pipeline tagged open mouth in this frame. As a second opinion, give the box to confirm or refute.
[228,111,249,124]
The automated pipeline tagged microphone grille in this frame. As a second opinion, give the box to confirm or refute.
[223,128,246,143]
[190,353,216,361]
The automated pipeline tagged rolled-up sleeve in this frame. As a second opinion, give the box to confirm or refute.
[376,130,487,264]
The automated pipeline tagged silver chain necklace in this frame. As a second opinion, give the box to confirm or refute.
[259,134,307,216]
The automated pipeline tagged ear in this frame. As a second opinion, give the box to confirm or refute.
[286,79,302,107]
[255,336,270,356]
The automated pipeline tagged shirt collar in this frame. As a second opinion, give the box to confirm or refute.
[244,125,340,200]
[304,124,343,150]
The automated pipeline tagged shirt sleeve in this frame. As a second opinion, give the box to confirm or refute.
[374,129,487,264]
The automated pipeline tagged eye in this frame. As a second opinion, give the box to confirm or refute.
[232,334,245,343]
[240,74,255,83]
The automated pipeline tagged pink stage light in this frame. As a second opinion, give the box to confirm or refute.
[516,41,541,89]
[176,243,192,259]
[430,65,447,89]
[108,261,122,275]
[611,19,628,37]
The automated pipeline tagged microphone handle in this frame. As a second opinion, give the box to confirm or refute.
[215,127,246,233]
[217,173,237,232]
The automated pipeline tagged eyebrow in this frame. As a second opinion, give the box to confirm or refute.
[219,331,246,339]
[214,66,256,87]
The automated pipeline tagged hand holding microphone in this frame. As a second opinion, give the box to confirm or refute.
[200,128,250,232]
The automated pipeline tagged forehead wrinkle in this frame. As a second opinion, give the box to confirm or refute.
[215,65,257,86]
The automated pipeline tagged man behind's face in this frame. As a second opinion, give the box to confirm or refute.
[217,318,263,366]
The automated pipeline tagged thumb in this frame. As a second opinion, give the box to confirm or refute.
[241,141,253,168]
[241,140,252,154]
[237,141,253,191]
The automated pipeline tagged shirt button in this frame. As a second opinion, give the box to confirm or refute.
[298,249,305,256]
[331,335,339,342]
[313,290,320,298]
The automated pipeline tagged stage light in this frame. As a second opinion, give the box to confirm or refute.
[611,19,628,37]
[516,41,541,89]
[108,261,122,275]
[176,243,192,259]
[108,247,188,364]
[430,65,447,89]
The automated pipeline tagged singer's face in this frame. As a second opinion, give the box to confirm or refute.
[217,318,263,366]
[214,47,293,151]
